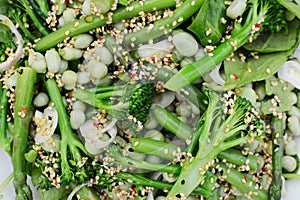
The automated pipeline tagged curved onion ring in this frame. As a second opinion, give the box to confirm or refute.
[0,14,24,71]
[209,63,225,86]
[67,182,89,200]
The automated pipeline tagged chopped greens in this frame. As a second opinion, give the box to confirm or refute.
[0,0,300,200]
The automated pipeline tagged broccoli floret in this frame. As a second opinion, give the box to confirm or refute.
[72,82,155,125]
[166,89,265,199]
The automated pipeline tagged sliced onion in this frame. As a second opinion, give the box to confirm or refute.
[138,39,173,58]
[79,120,99,141]
[209,63,225,86]
[34,108,58,144]
[152,91,175,108]
[44,107,58,135]
[0,15,24,71]
[80,118,118,154]
[278,60,300,89]
[147,191,154,200]
[67,182,89,200]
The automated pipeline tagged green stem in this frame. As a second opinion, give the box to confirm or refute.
[151,105,193,141]
[44,78,89,176]
[122,0,205,47]
[0,82,10,154]
[219,163,268,199]
[111,147,181,174]
[87,85,124,93]
[217,148,258,171]
[96,90,125,99]
[0,172,13,193]
[33,0,49,19]
[131,137,180,160]
[35,0,179,51]
[28,0,48,20]
[282,173,300,179]
[8,9,37,42]
[16,0,50,36]
[268,116,284,200]
[13,67,36,199]
[116,172,212,197]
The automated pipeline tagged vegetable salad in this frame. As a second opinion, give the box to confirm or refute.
[1,0,300,199]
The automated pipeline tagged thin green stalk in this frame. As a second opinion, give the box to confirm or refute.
[0,82,10,154]
[72,88,119,111]
[44,78,89,181]
[282,173,300,179]
[131,137,180,160]
[218,163,268,199]
[151,105,193,141]
[0,172,13,193]
[122,0,206,47]
[13,67,36,200]
[33,0,49,19]
[8,9,37,42]
[87,85,124,93]
[110,145,181,174]
[217,149,258,171]
[96,90,125,99]
[116,172,212,198]
[12,0,50,36]
[28,0,48,20]
[35,0,180,51]
[269,116,284,200]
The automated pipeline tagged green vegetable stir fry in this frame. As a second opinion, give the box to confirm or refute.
[1,0,300,199]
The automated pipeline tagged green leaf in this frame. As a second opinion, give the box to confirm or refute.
[224,50,293,90]
[243,20,300,53]
[118,0,128,6]
[261,76,294,114]
[188,0,228,46]
[277,0,300,19]
[0,0,9,15]
[0,0,14,44]
[0,24,14,43]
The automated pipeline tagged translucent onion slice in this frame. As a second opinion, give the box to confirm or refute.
[138,39,173,58]
[278,60,300,89]
[152,91,175,108]
[0,15,24,71]
[67,182,89,200]
[209,63,225,86]
[80,118,118,154]
[34,108,58,144]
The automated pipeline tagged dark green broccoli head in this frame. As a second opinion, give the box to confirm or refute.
[128,84,155,123]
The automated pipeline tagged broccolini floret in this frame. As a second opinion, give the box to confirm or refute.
[166,89,265,199]
[72,82,155,125]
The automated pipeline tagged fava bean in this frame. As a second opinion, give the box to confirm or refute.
[285,140,298,156]
[33,92,49,107]
[59,47,82,61]
[282,155,297,172]
[45,49,61,73]
[172,31,198,57]
[287,115,300,136]
[87,59,108,79]
[73,34,93,49]
[70,110,86,129]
